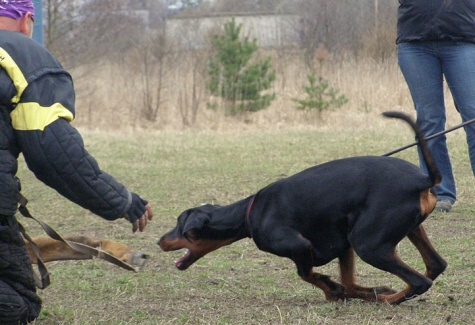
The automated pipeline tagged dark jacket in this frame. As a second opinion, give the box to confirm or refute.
[397,0,475,44]
[0,30,131,219]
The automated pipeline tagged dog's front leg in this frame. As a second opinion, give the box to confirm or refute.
[288,239,347,301]
[260,227,346,301]
[300,271,346,302]
[339,247,396,301]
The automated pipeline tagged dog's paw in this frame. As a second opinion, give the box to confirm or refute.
[372,286,397,295]
[325,284,347,302]
[345,285,397,301]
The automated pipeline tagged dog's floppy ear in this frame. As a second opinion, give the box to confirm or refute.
[182,206,213,236]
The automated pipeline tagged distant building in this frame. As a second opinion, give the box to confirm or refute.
[165,13,299,49]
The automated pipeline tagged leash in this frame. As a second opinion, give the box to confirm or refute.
[244,195,256,238]
[16,192,140,289]
[16,214,50,289]
[383,117,475,156]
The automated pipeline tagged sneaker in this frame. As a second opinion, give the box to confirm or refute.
[434,200,452,213]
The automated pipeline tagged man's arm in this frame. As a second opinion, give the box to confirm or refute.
[13,68,152,230]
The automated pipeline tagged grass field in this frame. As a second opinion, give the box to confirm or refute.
[15,118,475,324]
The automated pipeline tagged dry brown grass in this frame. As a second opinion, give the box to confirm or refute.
[70,51,461,134]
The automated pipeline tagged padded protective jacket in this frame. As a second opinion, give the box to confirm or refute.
[0,30,132,219]
[397,0,475,44]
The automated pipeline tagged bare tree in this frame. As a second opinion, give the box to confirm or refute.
[142,30,169,122]
[273,16,299,90]
[293,0,397,64]
[116,22,171,124]
[44,0,143,70]
[169,18,210,126]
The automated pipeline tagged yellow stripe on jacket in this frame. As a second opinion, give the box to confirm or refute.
[1,47,74,130]
[0,47,28,104]
[11,102,74,131]
[10,103,74,131]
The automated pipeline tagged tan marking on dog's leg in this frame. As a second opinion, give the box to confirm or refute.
[420,188,437,215]
[376,286,414,304]
[339,248,356,291]
[340,248,396,300]
[301,271,345,301]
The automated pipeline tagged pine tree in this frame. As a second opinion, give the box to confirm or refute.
[207,18,275,115]
[292,72,348,116]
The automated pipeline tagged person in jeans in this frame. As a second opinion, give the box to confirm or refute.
[397,0,475,212]
[0,1,153,323]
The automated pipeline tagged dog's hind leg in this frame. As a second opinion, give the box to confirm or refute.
[407,225,447,280]
[339,247,396,301]
[354,243,433,304]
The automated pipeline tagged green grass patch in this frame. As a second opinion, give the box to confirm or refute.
[21,125,475,324]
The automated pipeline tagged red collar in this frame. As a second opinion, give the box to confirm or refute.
[245,196,256,238]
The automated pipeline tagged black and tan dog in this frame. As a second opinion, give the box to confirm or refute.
[158,111,447,304]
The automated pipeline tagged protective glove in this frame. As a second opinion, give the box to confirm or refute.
[125,192,148,224]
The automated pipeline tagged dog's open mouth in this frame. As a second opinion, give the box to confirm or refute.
[175,249,195,270]
[158,236,199,270]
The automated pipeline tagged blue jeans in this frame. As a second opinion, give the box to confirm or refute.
[397,41,475,204]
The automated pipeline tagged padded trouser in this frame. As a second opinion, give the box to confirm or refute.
[0,215,41,325]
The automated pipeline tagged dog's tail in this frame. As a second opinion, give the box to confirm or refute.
[382,111,442,186]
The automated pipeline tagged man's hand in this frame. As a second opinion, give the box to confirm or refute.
[132,203,153,233]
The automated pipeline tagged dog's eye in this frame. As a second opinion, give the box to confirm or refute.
[184,230,198,242]
[183,231,190,241]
